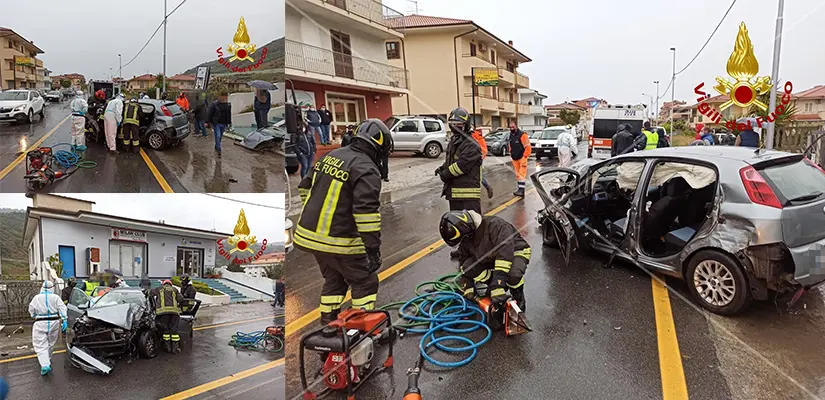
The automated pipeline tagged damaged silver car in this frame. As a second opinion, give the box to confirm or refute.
[65,287,199,374]
[532,146,825,315]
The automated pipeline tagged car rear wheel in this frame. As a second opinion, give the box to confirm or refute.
[542,222,559,247]
[147,131,166,150]
[424,142,442,158]
[138,329,159,359]
[686,250,752,315]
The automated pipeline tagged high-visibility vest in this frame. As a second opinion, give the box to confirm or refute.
[642,130,658,150]
[156,286,180,315]
[84,281,99,297]
[123,103,140,125]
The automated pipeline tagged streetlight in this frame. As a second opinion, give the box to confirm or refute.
[118,53,122,93]
[653,80,660,123]
[163,0,167,93]
[642,93,654,118]
[765,0,785,150]
[670,47,676,131]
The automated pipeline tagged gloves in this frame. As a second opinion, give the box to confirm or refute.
[117,121,121,127]
[366,247,382,273]
[61,320,68,333]
[434,166,443,177]
[488,272,508,306]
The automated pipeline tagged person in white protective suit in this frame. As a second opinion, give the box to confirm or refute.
[556,126,577,168]
[69,91,88,152]
[27,281,68,375]
[103,93,125,154]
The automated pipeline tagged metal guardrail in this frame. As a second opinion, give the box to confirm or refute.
[285,40,408,89]
[321,0,405,30]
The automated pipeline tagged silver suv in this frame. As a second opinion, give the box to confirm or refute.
[384,115,448,158]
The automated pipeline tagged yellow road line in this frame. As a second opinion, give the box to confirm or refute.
[285,190,531,338]
[652,278,689,400]
[0,115,70,181]
[160,358,285,400]
[139,147,174,193]
[0,314,282,364]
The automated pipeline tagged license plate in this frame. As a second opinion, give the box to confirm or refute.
[181,126,189,134]
[595,149,610,157]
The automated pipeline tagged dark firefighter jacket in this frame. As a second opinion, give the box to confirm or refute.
[123,102,142,126]
[439,132,482,200]
[150,285,183,315]
[457,215,531,279]
[181,283,197,299]
[295,140,382,256]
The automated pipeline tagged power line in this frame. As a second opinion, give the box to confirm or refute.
[675,0,738,76]
[118,0,190,73]
[658,78,673,100]
[202,194,286,210]
[167,0,190,18]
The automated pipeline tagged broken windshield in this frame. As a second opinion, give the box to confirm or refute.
[91,290,146,309]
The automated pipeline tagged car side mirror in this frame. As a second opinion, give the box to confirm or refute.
[78,302,89,310]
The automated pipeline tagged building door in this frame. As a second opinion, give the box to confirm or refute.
[176,247,204,277]
[109,241,146,277]
[58,246,75,278]
[329,98,362,136]
[331,30,354,79]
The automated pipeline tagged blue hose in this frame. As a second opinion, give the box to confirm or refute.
[50,143,97,170]
[229,330,282,352]
[397,291,492,368]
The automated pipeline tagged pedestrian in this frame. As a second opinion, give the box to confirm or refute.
[556,126,577,168]
[437,107,483,212]
[207,90,232,157]
[471,128,494,198]
[640,121,659,150]
[341,124,355,147]
[193,93,209,137]
[292,123,316,179]
[150,280,184,354]
[735,126,760,148]
[122,98,142,154]
[318,104,333,145]
[611,124,636,156]
[274,278,285,307]
[180,274,196,299]
[60,277,77,304]
[103,93,125,154]
[176,92,190,112]
[28,281,68,375]
[440,210,530,311]
[69,91,88,153]
[700,127,715,145]
[508,122,531,197]
[294,119,393,325]
[161,91,169,101]
[656,127,670,148]
[254,88,271,129]
[379,145,391,182]
[305,105,323,145]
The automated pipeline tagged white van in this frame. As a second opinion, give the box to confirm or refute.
[587,104,646,159]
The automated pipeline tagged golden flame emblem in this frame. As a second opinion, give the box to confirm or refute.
[713,22,773,111]
[227,17,257,63]
[227,209,257,254]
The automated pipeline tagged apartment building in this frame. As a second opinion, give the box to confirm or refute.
[0,28,45,90]
[51,73,85,88]
[127,74,156,91]
[572,97,607,122]
[545,102,587,125]
[168,74,195,90]
[794,85,825,124]
[285,0,409,143]
[517,88,547,134]
[386,15,531,132]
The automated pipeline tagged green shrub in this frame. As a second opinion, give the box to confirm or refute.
[171,276,221,295]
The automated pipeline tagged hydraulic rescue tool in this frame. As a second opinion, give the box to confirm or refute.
[472,295,532,337]
[402,354,423,400]
[24,147,68,193]
[299,309,394,400]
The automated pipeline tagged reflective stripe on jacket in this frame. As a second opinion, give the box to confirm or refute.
[123,103,140,125]
[154,285,182,315]
[642,130,658,150]
[457,215,531,276]
[440,133,482,200]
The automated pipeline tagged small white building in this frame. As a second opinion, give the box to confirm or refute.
[517,88,548,134]
[23,194,229,280]
[242,253,284,278]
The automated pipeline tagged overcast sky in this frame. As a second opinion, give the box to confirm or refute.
[384,0,825,106]
[0,194,285,242]
[1,0,285,81]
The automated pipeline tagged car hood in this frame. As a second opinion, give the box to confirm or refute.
[0,100,26,108]
[85,303,142,330]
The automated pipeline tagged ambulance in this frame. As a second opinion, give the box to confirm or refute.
[586,104,646,159]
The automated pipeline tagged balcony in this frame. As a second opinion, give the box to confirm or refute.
[285,40,408,92]
[292,0,405,39]
[516,72,530,88]
[35,59,43,68]
[463,93,499,112]
[517,103,529,114]
[459,53,495,75]
[500,101,516,114]
[527,105,546,115]
[498,68,515,86]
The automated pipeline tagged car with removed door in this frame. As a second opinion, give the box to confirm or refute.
[0,89,45,123]
[384,115,447,158]
[532,146,825,315]
[136,99,190,150]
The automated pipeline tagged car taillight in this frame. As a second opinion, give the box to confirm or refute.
[161,105,173,117]
[739,166,782,209]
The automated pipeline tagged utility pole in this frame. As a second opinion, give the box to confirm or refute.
[654,80,660,123]
[163,0,167,94]
[118,53,122,93]
[670,48,676,131]
[765,0,785,150]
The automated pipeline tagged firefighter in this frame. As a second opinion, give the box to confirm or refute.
[122,98,142,153]
[439,210,531,311]
[294,119,393,325]
[180,274,197,299]
[508,122,531,197]
[435,107,482,213]
[150,280,184,354]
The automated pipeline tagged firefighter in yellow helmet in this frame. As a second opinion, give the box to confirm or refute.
[150,279,184,354]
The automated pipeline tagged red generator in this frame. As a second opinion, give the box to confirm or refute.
[299,309,394,400]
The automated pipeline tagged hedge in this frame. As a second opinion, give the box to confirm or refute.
[170,276,222,296]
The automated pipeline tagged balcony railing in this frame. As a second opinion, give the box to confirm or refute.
[321,0,406,30]
[286,40,408,89]
[516,72,529,87]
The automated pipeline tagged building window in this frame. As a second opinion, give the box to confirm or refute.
[329,97,364,135]
[698,115,703,122]
[506,61,515,72]
[6,40,11,49]
[385,42,400,59]
[490,50,496,65]
[423,121,441,132]
[469,43,477,57]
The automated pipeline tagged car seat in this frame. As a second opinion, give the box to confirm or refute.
[643,177,691,249]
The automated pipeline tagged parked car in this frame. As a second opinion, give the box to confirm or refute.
[0,89,45,123]
[486,129,510,156]
[384,115,447,158]
[532,146,825,315]
[45,90,63,102]
[534,126,576,160]
[61,88,76,97]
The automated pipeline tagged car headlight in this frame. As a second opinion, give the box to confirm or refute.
[13,104,26,111]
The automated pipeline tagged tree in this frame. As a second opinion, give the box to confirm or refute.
[263,263,283,280]
[226,263,245,273]
[60,79,71,88]
[47,253,63,278]
[559,109,581,126]
[748,92,797,131]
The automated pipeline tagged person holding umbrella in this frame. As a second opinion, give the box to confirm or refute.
[249,80,274,129]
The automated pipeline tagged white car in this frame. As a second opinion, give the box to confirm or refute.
[534,126,577,160]
[0,89,45,123]
[384,115,448,158]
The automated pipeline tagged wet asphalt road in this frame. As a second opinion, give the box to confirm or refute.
[284,149,825,399]
[0,100,285,193]
[1,302,285,400]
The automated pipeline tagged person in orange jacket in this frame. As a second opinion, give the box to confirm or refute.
[508,122,531,197]
[471,129,494,198]
[176,92,190,112]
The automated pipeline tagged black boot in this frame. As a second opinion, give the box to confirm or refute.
[450,249,460,259]
[320,310,339,326]
[511,287,526,312]
[171,341,180,354]
[123,144,131,153]
[513,187,525,197]
[132,143,140,154]
[163,340,172,353]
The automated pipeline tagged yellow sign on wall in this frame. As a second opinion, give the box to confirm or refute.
[473,68,499,87]
[15,57,33,66]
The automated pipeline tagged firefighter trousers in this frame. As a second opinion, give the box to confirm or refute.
[156,313,180,343]
[315,253,379,324]
[449,199,481,214]
[122,124,140,148]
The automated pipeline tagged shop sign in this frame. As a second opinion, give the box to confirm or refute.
[111,228,147,243]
